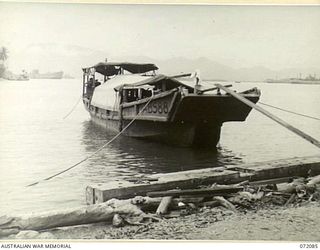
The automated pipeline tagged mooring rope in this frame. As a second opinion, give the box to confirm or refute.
[62,95,82,120]
[26,96,154,188]
[202,80,320,122]
[260,102,320,121]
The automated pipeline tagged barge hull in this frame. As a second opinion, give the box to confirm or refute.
[85,91,259,147]
[89,111,221,147]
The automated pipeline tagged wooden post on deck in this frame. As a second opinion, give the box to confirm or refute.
[82,73,85,98]
[215,84,320,149]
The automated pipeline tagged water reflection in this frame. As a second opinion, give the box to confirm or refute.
[80,120,243,178]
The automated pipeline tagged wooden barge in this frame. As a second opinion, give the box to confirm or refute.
[82,61,261,147]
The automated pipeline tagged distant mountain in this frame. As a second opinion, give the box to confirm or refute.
[116,55,320,81]
[10,43,320,81]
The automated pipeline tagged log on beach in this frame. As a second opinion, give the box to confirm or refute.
[0,199,144,236]
[0,195,210,237]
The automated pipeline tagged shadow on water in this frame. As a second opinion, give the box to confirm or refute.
[80,121,243,178]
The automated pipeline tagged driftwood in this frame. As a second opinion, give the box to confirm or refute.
[163,211,181,219]
[176,196,204,203]
[249,177,292,186]
[277,178,306,193]
[285,194,296,206]
[112,214,125,227]
[156,196,173,215]
[0,195,212,237]
[213,196,237,212]
[147,186,243,198]
[199,200,220,208]
[233,180,249,187]
[307,175,320,186]
[131,196,204,211]
[130,196,162,211]
[237,191,264,201]
[0,198,149,237]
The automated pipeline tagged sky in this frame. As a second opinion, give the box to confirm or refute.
[0,3,320,73]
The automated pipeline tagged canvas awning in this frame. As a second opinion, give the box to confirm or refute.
[90,75,155,110]
[90,74,194,110]
[82,62,159,76]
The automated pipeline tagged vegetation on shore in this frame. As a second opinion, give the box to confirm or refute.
[0,46,9,78]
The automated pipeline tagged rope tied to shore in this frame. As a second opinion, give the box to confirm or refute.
[62,95,82,120]
[259,102,320,121]
[26,96,154,187]
[202,81,320,122]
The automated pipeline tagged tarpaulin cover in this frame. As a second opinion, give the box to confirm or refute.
[90,74,195,110]
[90,74,155,110]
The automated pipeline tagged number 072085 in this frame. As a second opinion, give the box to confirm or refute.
[300,244,318,248]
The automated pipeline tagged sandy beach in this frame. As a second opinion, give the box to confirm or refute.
[8,202,318,241]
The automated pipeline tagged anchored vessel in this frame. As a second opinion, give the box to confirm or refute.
[266,74,320,84]
[82,62,260,147]
[4,70,29,81]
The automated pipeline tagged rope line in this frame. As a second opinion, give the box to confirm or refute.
[26,97,154,188]
[62,95,82,120]
[202,80,320,121]
[259,102,320,121]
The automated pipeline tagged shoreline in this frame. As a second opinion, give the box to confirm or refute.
[2,156,320,241]
[9,202,318,241]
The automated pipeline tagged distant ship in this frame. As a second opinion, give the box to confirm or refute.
[30,69,64,79]
[4,70,29,81]
[63,74,75,79]
[265,74,320,84]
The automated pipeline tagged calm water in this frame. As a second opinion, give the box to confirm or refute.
[0,79,319,215]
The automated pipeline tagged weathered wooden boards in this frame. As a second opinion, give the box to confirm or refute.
[86,169,240,204]
[229,155,320,180]
[147,186,243,198]
[86,155,320,204]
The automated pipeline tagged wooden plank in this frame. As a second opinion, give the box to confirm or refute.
[170,73,192,78]
[147,186,243,198]
[249,177,293,186]
[238,156,320,180]
[86,169,240,204]
[215,83,320,149]
[199,84,232,94]
[86,155,320,204]
[213,196,237,212]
